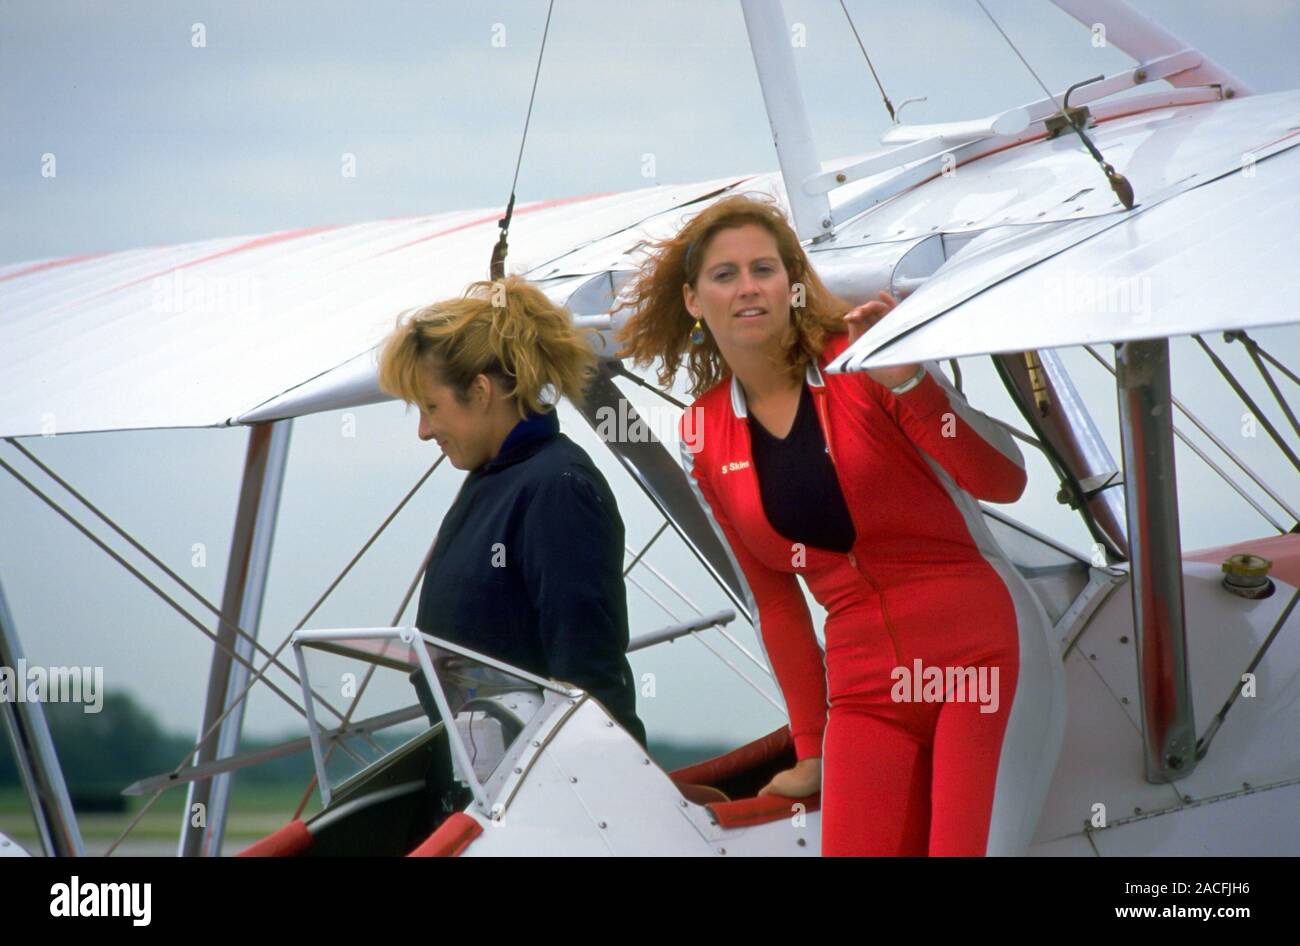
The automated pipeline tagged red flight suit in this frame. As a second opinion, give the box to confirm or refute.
[678,332,1065,855]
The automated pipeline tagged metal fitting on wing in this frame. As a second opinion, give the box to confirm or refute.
[1221,553,1274,599]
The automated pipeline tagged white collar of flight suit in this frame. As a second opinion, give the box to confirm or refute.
[729,355,825,419]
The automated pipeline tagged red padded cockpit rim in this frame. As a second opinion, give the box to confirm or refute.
[237,818,313,857]
[407,812,484,857]
[668,725,794,787]
[668,726,819,828]
[707,792,821,829]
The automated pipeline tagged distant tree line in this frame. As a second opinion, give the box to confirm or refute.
[1,692,733,812]
[0,692,313,811]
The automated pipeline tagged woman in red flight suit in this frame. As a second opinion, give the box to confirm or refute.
[617,195,1065,856]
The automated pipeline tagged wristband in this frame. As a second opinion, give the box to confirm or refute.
[889,365,926,395]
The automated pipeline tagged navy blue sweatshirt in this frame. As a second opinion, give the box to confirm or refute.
[414,409,647,747]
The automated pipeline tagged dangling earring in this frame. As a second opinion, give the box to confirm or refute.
[690,317,706,346]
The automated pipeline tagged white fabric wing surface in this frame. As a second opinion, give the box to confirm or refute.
[0,177,748,438]
[832,91,1300,372]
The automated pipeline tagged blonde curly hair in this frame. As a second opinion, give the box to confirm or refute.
[378,275,597,418]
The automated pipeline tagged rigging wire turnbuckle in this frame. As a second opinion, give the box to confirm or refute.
[1023,350,1052,417]
[490,193,515,282]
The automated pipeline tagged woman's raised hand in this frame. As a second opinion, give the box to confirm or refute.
[842,290,922,390]
[757,757,822,799]
[842,290,899,346]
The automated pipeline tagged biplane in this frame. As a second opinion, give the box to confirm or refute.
[1,0,1296,856]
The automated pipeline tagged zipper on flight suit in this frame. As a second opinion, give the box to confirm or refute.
[810,381,904,667]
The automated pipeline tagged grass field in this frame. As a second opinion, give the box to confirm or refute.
[0,736,730,856]
[0,782,323,856]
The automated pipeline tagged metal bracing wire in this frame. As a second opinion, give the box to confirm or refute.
[605,370,802,684]
[679,626,784,715]
[3,437,357,726]
[623,521,669,578]
[290,536,436,821]
[1194,334,1300,476]
[1229,331,1300,442]
[623,505,774,678]
[0,451,318,723]
[608,361,691,410]
[974,0,1134,208]
[609,362,689,411]
[1245,335,1300,388]
[490,0,555,278]
[624,562,686,627]
[626,540,773,681]
[1196,582,1299,759]
[1166,427,1287,532]
[624,569,783,714]
[622,514,781,708]
[103,453,446,854]
[995,417,1045,451]
[1084,345,1298,528]
[838,0,898,124]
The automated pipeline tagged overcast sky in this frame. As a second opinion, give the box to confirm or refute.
[1,0,1297,789]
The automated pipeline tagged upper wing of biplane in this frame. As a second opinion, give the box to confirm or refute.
[0,176,750,438]
[829,88,1300,372]
[6,85,1297,438]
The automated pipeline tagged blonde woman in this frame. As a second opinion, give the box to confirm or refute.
[378,276,647,747]
[617,195,1063,855]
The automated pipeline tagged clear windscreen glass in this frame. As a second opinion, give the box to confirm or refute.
[422,642,548,785]
[298,634,432,794]
[298,633,549,797]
